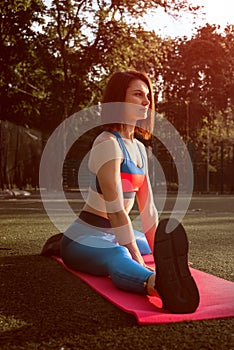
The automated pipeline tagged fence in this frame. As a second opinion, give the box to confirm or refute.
[0,120,233,193]
[0,120,43,190]
[63,140,234,194]
[152,140,234,194]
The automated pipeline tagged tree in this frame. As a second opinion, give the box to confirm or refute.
[158,24,234,139]
[39,0,201,127]
[0,0,202,131]
[0,0,46,127]
[0,0,205,189]
[158,24,234,192]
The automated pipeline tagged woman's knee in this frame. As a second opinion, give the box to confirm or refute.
[107,246,132,278]
[61,237,113,276]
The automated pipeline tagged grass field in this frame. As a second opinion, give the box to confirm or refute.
[0,195,234,349]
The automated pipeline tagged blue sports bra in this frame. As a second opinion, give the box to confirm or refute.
[89,130,146,198]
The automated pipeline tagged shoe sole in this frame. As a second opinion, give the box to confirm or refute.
[154,218,200,314]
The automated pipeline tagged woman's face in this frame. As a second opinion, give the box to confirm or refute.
[124,79,150,122]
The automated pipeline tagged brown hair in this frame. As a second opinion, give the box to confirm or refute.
[101,70,155,140]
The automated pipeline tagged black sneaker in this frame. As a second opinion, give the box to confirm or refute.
[41,233,63,257]
[154,218,200,314]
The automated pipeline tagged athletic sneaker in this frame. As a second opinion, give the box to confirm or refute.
[154,218,200,314]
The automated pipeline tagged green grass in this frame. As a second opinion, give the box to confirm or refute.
[0,199,234,350]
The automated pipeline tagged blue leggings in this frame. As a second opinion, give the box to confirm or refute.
[61,211,154,295]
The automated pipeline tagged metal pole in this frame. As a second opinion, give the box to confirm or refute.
[233,144,234,193]
[207,128,210,193]
[220,140,224,194]
[186,100,190,144]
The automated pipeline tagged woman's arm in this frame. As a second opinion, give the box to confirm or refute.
[136,144,158,253]
[90,134,145,265]
[98,158,146,266]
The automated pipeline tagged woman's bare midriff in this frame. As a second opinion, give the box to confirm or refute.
[82,194,135,220]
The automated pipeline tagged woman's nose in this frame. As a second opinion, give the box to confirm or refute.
[143,96,150,106]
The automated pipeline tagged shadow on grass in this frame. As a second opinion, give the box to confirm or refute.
[1,207,234,349]
[0,254,136,348]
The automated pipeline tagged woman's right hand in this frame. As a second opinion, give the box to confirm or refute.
[124,241,154,271]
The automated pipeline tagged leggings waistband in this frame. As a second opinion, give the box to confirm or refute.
[78,211,111,229]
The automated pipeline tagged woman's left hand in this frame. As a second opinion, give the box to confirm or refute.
[143,263,155,272]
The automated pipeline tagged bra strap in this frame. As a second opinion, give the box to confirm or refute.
[105,130,130,160]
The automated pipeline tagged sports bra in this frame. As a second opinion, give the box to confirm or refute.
[89,130,146,199]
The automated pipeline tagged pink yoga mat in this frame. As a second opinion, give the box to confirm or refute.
[54,255,234,324]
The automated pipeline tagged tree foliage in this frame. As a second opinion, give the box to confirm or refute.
[1,0,234,191]
[0,0,46,127]
[0,0,202,132]
[158,24,234,140]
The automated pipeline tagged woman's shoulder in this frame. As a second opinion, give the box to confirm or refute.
[89,131,123,171]
[93,131,118,146]
[91,131,122,157]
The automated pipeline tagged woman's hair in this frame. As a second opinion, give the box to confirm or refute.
[101,70,155,140]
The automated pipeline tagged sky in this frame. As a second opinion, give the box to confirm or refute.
[43,0,234,38]
[145,0,234,38]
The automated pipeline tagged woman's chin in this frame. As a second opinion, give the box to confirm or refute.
[136,113,148,120]
[125,113,148,123]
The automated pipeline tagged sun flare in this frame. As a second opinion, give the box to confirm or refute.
[197,0,234,26]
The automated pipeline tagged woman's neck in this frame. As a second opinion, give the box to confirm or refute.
[120,125,135,141]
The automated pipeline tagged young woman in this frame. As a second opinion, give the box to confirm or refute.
[60,70,200,314]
